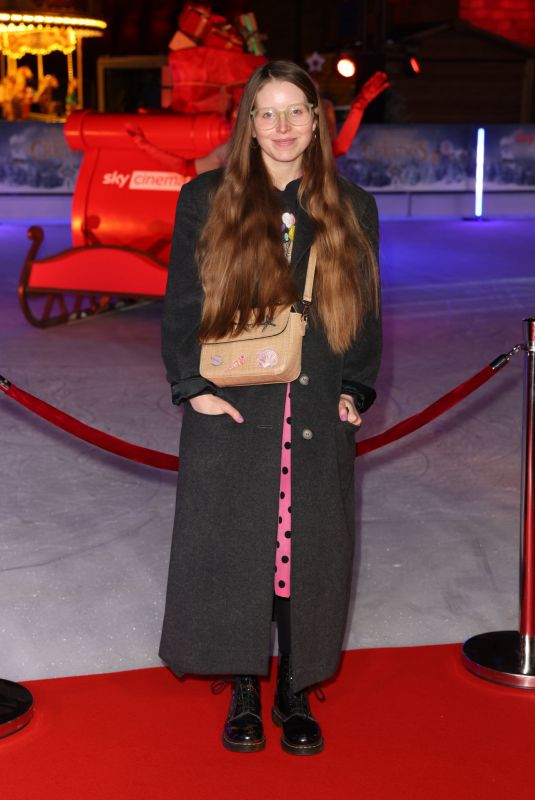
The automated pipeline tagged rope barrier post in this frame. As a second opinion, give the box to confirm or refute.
[0,375,35,736]
[462,318,535,688]
[0,680,33,739]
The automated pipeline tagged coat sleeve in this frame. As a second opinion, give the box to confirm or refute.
[340,191,382,413]
[161,180,221,405]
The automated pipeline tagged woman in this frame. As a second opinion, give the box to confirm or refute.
[160,60,381,755]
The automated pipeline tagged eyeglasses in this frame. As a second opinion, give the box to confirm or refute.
[250,102,315,130]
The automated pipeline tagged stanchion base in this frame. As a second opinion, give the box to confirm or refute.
[0,680,34,739]
[462,630,535,689]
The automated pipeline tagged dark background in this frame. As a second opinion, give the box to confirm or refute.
[2,0,535,121]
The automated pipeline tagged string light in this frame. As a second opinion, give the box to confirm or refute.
[1,28,77,57]
[0,13,106,59]
[0,14,106,30]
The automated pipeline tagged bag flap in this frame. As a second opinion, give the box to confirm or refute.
[202,305,295,345]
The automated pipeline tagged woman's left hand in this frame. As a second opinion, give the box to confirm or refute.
[338,394,362,427]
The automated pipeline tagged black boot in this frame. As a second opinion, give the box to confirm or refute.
[213,676,265,752]
[272,652,324,755]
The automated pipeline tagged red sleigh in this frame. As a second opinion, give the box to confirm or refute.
[19,109,230,327]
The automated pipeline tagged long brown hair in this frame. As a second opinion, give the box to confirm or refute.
[197,60,379,353]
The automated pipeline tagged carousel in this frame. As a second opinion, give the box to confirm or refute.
[0,10,106,120]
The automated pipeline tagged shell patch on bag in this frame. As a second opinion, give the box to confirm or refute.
[210,355,223,366]
[257,348,278,368]
[227,354,246,370]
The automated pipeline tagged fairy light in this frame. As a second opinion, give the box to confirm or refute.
[0,13,106,58]
[0,14,106,30]
[1,27,77,57]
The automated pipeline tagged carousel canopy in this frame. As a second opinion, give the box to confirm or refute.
[0,12,106,58]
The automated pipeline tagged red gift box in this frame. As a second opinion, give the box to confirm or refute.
[178,2,222,44]
[169,47,266,115]
[169,30,196,51]
[205,24,243,51]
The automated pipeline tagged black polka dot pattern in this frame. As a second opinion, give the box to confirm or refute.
[275,383,292,598]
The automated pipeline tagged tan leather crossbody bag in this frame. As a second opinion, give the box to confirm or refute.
[199,245,317,387]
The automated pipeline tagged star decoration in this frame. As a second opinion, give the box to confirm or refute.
[306,51,325,74]
[261,318,277,332]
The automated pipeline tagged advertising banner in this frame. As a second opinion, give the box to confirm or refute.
[1,121,534,196]
[338,124,475,192]
[338,123,535,193]
[484,126,535,191]
[0,121,81,194]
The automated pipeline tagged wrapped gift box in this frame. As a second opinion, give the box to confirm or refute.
[169,30,196,51]
[178,2,220,44]
[236,13,267,56]
[169,47,266,115]
[205,24,243,51]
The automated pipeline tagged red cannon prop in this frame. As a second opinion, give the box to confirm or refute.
[19,110,230,327]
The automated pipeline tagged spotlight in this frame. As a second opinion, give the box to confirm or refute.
[336,57,357,79]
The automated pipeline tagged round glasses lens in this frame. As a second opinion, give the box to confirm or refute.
[256,108,277,129]
[253,104,312,130]
[287,104,310,125]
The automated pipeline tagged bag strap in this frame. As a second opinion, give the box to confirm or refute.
[301,244,317,316]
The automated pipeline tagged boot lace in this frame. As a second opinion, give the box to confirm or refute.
[210,676,260,716]
[210,679,232,695]
[288,684,326,717]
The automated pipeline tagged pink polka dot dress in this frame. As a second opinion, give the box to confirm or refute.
[275,383,292,597]
[274,181,298,598]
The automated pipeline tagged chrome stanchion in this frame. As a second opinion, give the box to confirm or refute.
[463,318,535,688]
[0,680,33,738]
[0,374,35,736]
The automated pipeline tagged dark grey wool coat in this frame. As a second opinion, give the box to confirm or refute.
[159,168,381,692]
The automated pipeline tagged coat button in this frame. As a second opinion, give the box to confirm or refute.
[299,374,309,386]
[302,428,313,440]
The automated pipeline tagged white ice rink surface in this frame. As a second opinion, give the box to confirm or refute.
[1,218,534,681]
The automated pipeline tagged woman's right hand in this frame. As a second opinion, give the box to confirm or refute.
[189,394,244,423]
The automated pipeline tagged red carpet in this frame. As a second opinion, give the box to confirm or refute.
[3,644,535,800]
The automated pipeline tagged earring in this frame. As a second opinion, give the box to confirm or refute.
[251,137,259,149]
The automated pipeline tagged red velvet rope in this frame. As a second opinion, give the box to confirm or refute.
[0,359,505,471]
[1,381,179,472]
[355,364,497,456]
